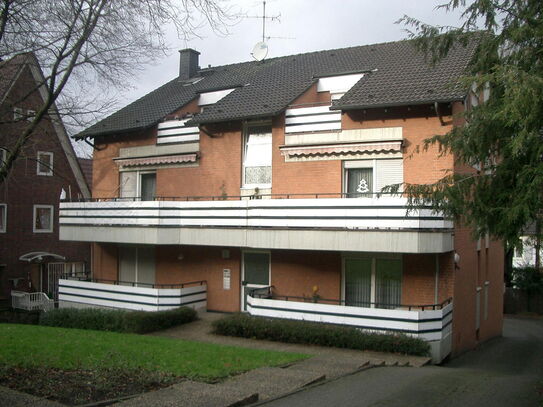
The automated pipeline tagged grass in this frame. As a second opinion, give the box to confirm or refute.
[0,324,308,380]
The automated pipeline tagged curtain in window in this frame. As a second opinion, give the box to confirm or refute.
[346,168,373,197]
[375,259,402,308]
[344,258,372,306]
[244,126,272,185]
[35,207,51,230]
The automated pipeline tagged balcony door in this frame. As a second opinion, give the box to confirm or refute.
[343,256,402,308]
[241,251,270,311]
[119,246,155,287]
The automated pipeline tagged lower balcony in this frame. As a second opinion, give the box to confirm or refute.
[59,195,453,253]
[58,278,207,312]
[246,287,452,363]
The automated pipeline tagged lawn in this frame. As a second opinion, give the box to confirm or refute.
[0,324,307,380]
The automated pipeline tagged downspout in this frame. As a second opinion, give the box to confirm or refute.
[434,254,440,304]
[83,137,105,151]
[434,102,446,126]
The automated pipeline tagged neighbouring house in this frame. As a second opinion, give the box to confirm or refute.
[0,53,91,303]
[59,40,504,363]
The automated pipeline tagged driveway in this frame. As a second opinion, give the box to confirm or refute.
[259,316,543,407]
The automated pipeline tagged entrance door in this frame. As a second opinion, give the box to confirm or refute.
[241,251,270,311]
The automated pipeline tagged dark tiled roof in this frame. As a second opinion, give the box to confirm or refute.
[78,38,477,138]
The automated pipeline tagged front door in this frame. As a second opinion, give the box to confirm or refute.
[241,251,270,311]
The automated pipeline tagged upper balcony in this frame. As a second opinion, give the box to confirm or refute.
[59,194,453,253]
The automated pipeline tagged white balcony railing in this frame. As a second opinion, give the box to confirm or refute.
[58,279,207,312]
[59,196,453,253]
[59,196,451,230]
[11,291,54,312]
[246,291,453,363]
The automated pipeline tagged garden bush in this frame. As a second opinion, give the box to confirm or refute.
[0,309,40,325]
[39,306,197,333]
[213,313,430,356]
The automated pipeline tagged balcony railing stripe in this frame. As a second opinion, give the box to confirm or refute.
[59,198,451,231]
[58,279,207,312]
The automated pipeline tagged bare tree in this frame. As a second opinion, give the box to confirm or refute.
[0,0,236,182]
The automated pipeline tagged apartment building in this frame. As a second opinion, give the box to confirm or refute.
[58,40,504,362]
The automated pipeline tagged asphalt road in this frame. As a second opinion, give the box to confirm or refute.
[261,316,543,407]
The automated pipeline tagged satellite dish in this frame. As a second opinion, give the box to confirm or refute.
[251,41,268,61]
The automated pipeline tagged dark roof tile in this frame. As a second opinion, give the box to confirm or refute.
[78,38,477,138]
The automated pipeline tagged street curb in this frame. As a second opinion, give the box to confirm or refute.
[247,363,377,406]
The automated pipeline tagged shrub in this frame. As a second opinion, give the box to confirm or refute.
[39,307,197,333]
[212,313,430,356]
[511,266,543,294]
[0,309,41,325]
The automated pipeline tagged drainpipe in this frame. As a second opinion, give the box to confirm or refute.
[434,254,439,304]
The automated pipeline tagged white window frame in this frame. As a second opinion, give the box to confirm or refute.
[341,253,402,308]
[27,109,36,122]
[119,169,156,200]
[36,151,54,176]
[343,160,375,197]
[0,148,6,169]
[13,107,23,121]
[0,204,6,233]
[33,204,54,233]
[242,121,272,188]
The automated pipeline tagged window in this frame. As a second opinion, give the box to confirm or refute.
[119,246,155,286]
[119,170,156,200]
[343,256,402,309]
[343,159,403,198]
[243,124,272,187]
[345,168,373,197]
[33,205,54,233]
[13,107,23,121]
[140,173,156,201]
[37,151,53,176]
[0,148,6,169]
[0,204,6,233]
[27,109,35,122]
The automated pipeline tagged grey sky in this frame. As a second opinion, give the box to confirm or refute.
[121,0,464,105]
[74,0,464,156]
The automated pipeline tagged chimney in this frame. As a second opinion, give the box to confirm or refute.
[179,48,200,80]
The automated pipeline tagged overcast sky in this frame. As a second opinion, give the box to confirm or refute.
[121,0,464,104]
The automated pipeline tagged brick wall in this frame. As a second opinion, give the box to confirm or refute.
[0,64,90,298]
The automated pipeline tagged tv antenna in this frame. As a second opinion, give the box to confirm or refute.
[246,1,294,60]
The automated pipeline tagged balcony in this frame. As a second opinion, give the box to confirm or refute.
[59,194,453,253]
[246,288,453,363]
[58,278,207,312]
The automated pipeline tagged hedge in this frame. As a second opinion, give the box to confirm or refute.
[212,313,430,356]
[39,306,197,333]
[0,309,41,325]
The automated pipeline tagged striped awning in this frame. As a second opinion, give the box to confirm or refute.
[280,141,402,158]
[116,153,198,167]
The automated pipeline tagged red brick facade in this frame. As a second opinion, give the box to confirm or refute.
[0,56,90,299]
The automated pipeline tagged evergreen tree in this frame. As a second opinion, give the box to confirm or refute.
[395,1,543,264]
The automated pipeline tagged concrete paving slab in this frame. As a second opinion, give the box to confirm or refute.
[0,386,65,407]
[116,381,257,407]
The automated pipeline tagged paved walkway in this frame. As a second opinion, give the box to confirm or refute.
[260,316,543,407]
[116,311,429,406]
